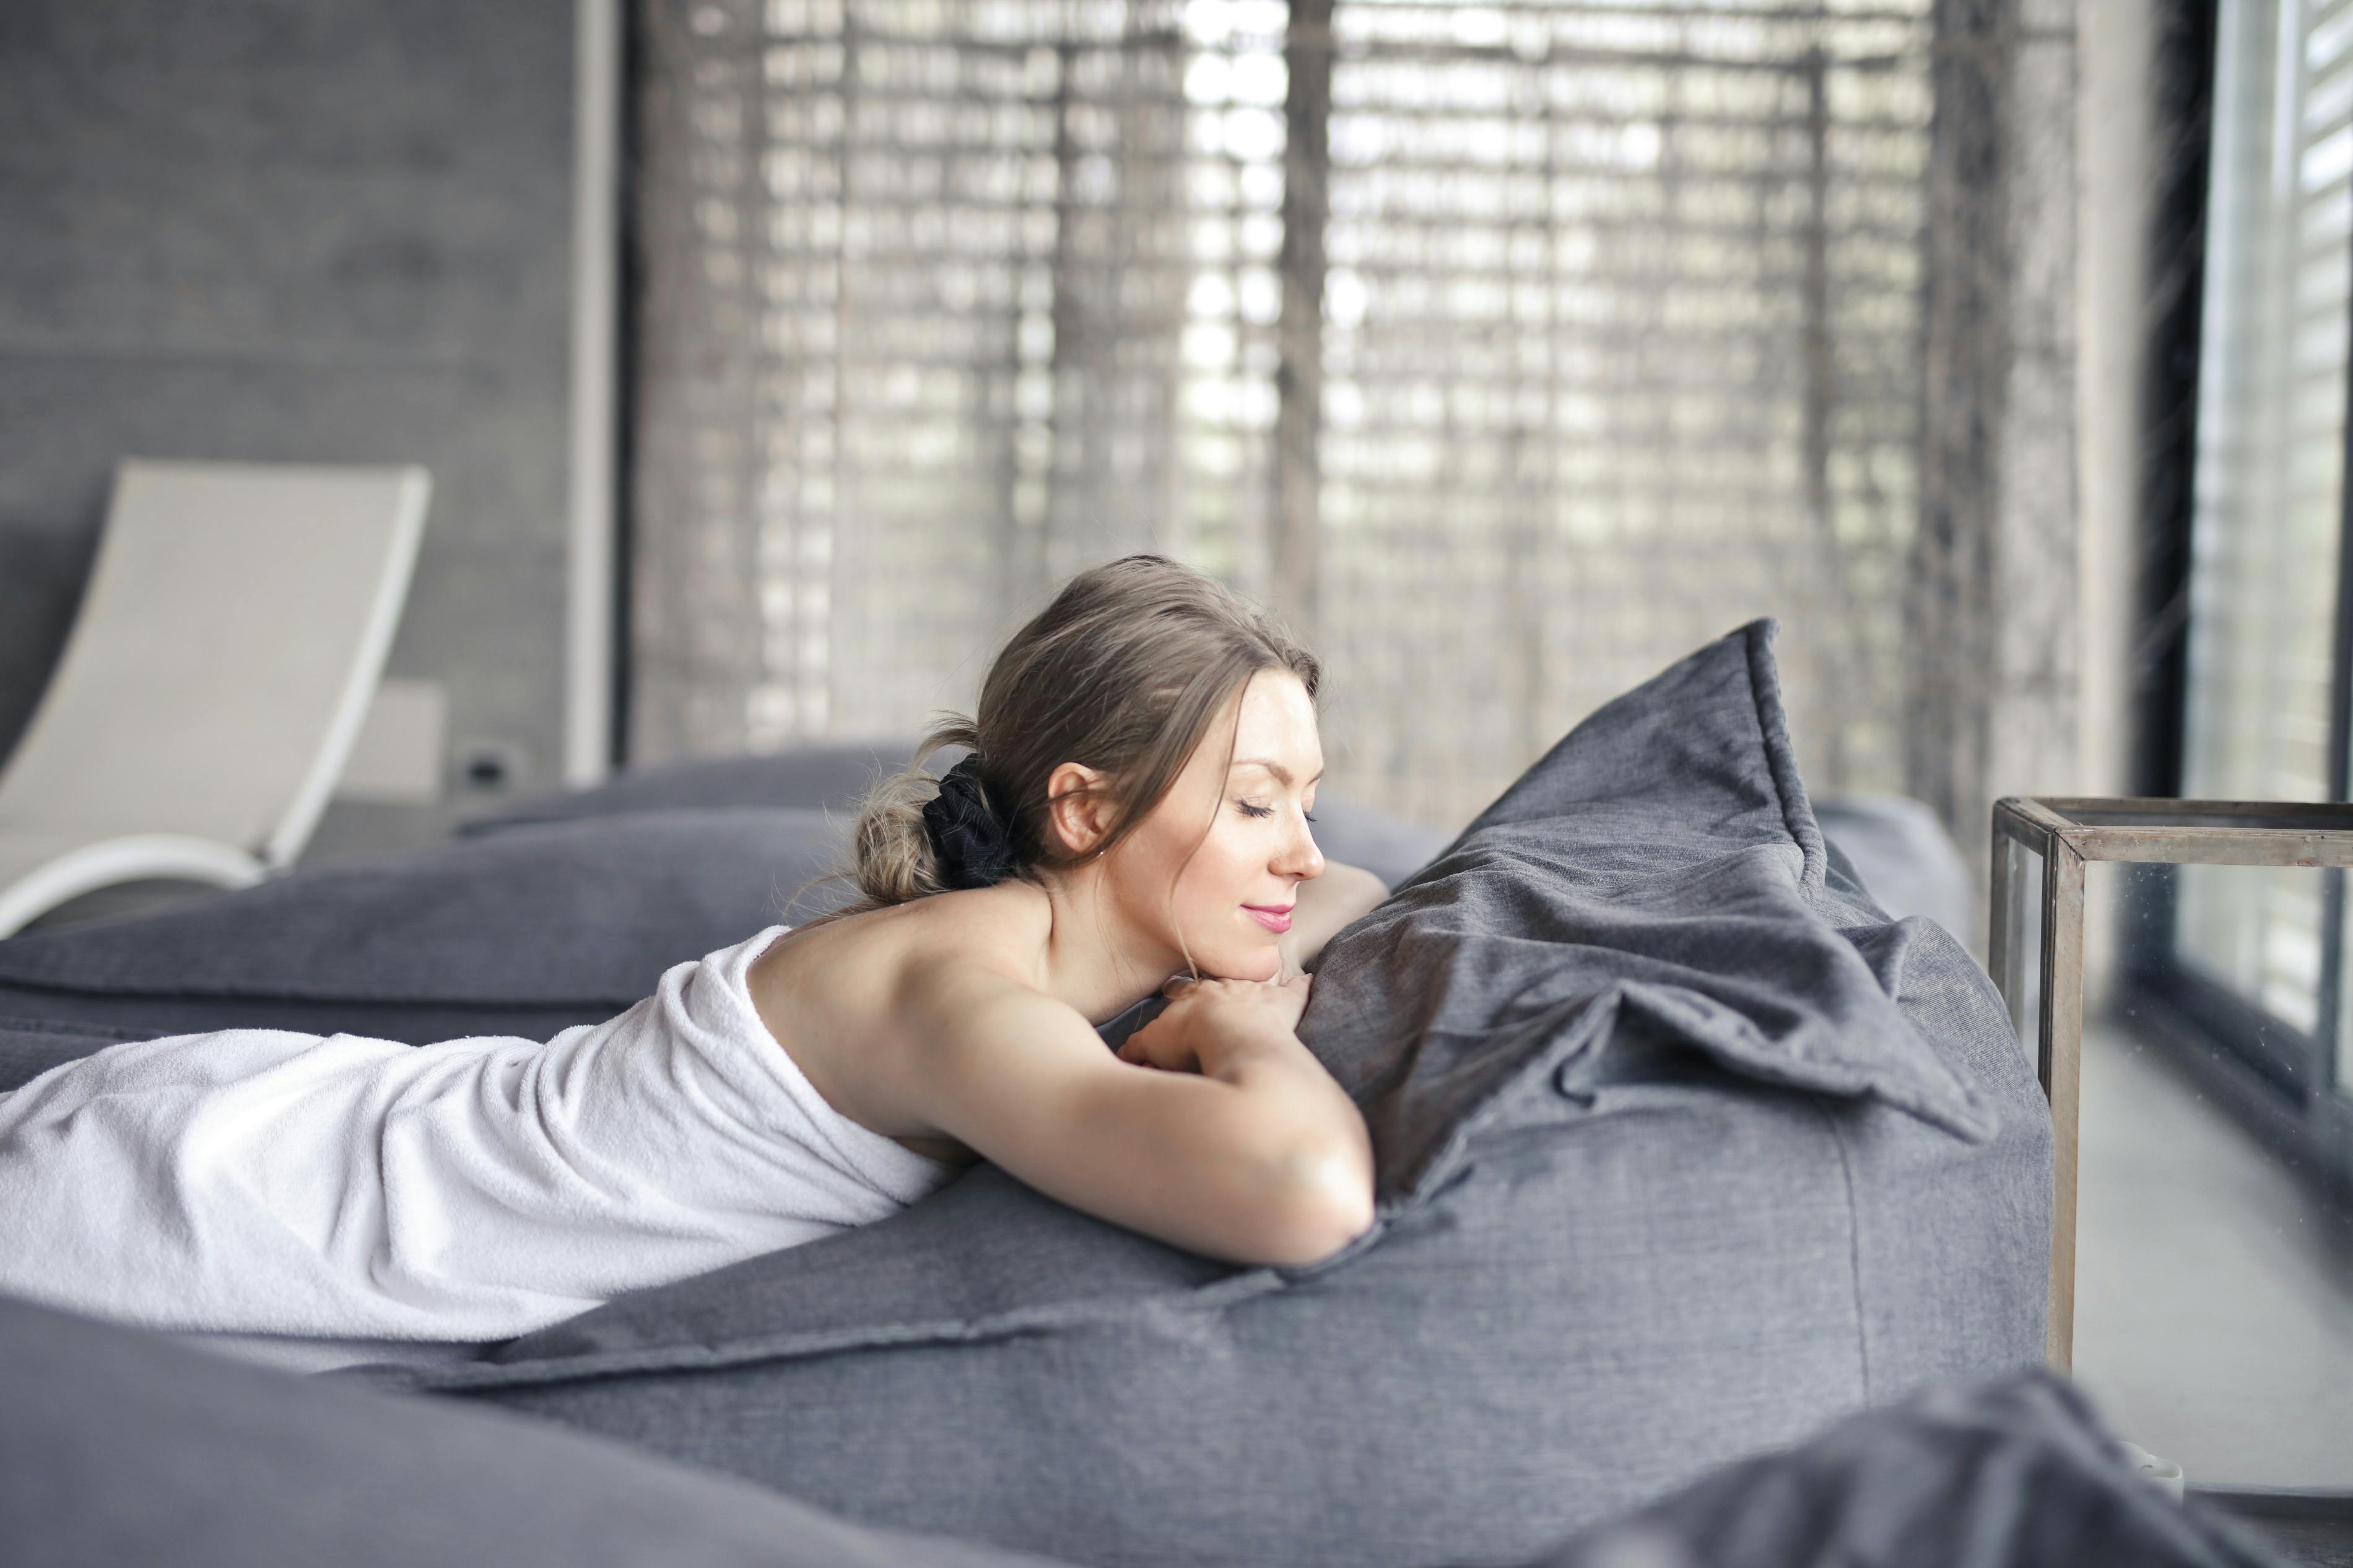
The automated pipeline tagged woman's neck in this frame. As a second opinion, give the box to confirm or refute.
[1027,864,1183,1026]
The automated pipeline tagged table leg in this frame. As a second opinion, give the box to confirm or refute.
[2039,838,2086,1372]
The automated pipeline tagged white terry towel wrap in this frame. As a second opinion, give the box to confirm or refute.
[0,927,954,1351]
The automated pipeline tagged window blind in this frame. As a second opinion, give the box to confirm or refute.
[2177,0,2353,1035]
[631,0,1944,833]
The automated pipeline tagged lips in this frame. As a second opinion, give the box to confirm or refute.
[1243,904,1294,933]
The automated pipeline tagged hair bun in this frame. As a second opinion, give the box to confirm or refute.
[921,756,1022,890]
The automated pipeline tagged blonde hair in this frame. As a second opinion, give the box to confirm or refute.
[804,555,1318,924]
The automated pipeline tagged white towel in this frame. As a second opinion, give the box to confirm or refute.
[0,927,954,1355]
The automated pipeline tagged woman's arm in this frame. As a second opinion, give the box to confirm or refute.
[894,962,1373,1267]
[1279,860,1389,972]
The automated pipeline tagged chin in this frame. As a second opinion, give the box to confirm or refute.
[1196,941,1284,982]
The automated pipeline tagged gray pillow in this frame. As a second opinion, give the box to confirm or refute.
[0,809,853,1062]
[374,622,2050,1568]
[460,743,911,834]
[466,742,1453,893]
[1813,792,1975,942]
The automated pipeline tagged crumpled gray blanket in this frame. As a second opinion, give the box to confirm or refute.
[1546,1372,2280,1568]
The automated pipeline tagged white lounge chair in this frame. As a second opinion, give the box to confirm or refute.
[0,460,429,937]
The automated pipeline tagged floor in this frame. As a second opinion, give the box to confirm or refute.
[2071,1019,2353,1491]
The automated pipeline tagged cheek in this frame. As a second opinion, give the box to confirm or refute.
[1169,823,1260,907]
[1110,813,1219,917]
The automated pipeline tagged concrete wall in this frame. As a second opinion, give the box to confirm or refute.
[2077,0,2151,810]
[0,1,577,857]
[2077,0,2156,1001]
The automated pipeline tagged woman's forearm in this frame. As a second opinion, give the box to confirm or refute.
[1190,1026,1375,1262]
[926,971,1373,1267]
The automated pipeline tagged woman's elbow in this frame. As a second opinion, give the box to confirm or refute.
[1251,1145,1377,1267]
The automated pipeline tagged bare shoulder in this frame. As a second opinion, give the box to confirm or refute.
[755,885,1070,1067]
[888,891,1114,1077]
[741,885,1073,1157]
[887,884,1055,1004]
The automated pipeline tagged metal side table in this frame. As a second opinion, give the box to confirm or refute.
[1988,797,2353,1370]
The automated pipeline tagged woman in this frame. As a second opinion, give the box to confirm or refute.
[0,556,1387,1358]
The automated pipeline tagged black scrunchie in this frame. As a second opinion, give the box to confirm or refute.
[921,756,1022,890]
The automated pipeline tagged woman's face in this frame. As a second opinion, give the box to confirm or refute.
[1099,670,1326,981]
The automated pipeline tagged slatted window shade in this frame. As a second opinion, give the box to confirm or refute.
[632,0,1936,831]
[2177,0,2353,1036]
[1312,1,1929,824]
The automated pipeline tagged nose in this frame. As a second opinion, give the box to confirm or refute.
[1275,805,1324,881]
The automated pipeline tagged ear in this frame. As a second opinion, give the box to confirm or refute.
[1044,761,1116,857]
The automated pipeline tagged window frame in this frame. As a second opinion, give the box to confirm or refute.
[2123,0,2353,1205]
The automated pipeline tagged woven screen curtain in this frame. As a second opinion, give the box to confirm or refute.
[629,0,2077,842]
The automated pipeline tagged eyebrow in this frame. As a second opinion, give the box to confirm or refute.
[1231,758,1324,787]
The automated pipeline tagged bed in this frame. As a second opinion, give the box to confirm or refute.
[0,623,2118,1567]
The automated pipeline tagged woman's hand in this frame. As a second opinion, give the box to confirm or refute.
[1116,973,1311,1075]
